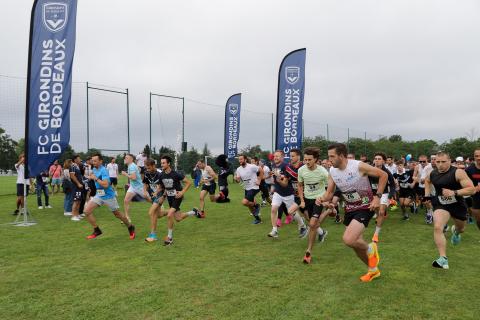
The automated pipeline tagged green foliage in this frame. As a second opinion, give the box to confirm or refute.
[0,128,18,171]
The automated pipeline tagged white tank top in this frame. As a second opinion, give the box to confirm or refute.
[329,160,373,213]
[201,168,212,186]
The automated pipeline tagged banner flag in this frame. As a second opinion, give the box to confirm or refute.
[275,48,306,155]
[25,0,78,177]
[224,93,241,159]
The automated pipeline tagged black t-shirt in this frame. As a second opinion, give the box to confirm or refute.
[272,162,294,197]
[36,171,49,186]
[69,163,83,187]
[143,170,162,197]
[394,169,414,189]
[466,164,480,187]
[286,163,302,196]
[218,165,232,187]
[369,165,396,197]
[159,170,185,197]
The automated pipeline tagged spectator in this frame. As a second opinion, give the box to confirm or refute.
[62,159,73,216]
[49,160,62,194]
[13,153,31,215]
[36,170,51,209]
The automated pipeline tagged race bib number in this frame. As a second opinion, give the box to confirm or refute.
[438,195,457,205]
[306,183,319,192]
[400,182,409,189]
[343,191,361,203]
[371,183,378,190]
[166,189,177,197]
[149,184,157,192]
[96,189,105,196]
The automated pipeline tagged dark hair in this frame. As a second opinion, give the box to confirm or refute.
[72,154,80,161]
[395,160,404,166]
[303,147,320,160]
[145,158,156,166]
[327,143,347,157]
[238,154,248,161]
[253,156,259,162]
[290,148,302,157]
[436,151,450,159]
[386,155,393,160]
[274,150,285,156]
[374,152,387,161]
[198,159,205,163]
[91,153,103,161]
[161,155,172,164]
[126,153,135,159]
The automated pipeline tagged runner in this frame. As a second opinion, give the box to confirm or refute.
[49,159,62,194]
[83,153,135,240]
[394,160,415,220]
[197,159,218,215]
[214,154,232,203]
[267,150,307,239]
[258,160,272,207]
[318,143,386,282]
[235,154,262,224]
[466,149,480,230]
[107,158,119,193]
[69,155,84,222]
[136,151,147,180]
[121,153,144,223]
[143,159,167,243]
[414,155,434,224]
[159,155,204,246]
[297,147,330,264]
[424,151,475,269]
[371,152,396,243]
[385,156,397,175]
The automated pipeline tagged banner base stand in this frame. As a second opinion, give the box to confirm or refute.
[11,208,37,227]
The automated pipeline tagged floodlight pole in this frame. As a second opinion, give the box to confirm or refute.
[149,92,152,150]
[86,81,90,151]
[126,88,130,153]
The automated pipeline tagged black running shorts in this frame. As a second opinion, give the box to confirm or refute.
[244,189,260,202]
[167,196,183,211]
[344,210,374,228]
[201,182,217,195]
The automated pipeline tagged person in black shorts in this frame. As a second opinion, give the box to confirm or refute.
[197,159,217,216]
[425,151,475,270]
[69,155,85,222]
[466,148,480,230]
[158,155,204,246]
[394,160,415,220]
[213,154,232,203]
[143,159,168,242]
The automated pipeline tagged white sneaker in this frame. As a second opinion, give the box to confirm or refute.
[64,212,72,216]
[38,206,43,210]
[71,216,82,221]
[46,205,52,209]
[267,230,279,238]
[79,213,85,218]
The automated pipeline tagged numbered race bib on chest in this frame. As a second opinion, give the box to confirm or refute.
[438,195,457,205]
[306,183,319,192]
[96,189,105,196]
[343,191,361,203]
[166,189,177,197]
[371,183,378,190]
[400,182,409,189]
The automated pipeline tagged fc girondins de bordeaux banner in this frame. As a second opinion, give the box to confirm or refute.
[25,0,77,177]
[224,93,241,159]
[275,48,306,154]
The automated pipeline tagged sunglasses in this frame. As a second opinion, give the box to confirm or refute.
[419,161,426,163]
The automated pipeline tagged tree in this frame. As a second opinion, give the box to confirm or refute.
[0,127,18,171]
[143,144,151,157]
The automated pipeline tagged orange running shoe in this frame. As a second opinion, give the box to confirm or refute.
[367,242,380,269]
[303,251,312,264]
[372,233,379,243]
[360,269,381,282]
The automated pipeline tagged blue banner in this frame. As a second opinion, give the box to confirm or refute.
[224,93,241,159]
[25,0,77,177]
[275,48,306,155]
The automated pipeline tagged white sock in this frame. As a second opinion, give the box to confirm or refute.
[167,229,173,238]
[293,212,305,228]
[187,210,196,216]
[272,227,278,233]
[375,226,381,235]
[317,227,324,235]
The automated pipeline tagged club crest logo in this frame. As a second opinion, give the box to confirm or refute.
[229,104,239,115]
[43,3,68,32]
[285,66,300,85]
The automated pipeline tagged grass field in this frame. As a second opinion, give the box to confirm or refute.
[1,178,479,320]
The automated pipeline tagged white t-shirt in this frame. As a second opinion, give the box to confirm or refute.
[385,163,397,175]
[236,163,259,190]
[107,163,118,178]
[136,154,146,167]
[15,163,30,185]
[263,166,274,184]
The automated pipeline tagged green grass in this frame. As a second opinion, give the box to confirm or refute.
[0,176,18,196]
[0,180,479,319]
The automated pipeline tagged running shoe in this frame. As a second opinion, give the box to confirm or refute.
[193,208,205,218]
[285,215,293,225]
[252,218,262,225]
[372,233,379,243]
[86,229,102,240]
[128,224,136,240]
[318,230,328,243]
[432,256,449,269]
[254,204,260,216]
[467,215,474,224]
[46,205,52,209]
[145,233,158,242]
[303,251,312,264]
[64,212,72,216]
[299,227,309,238]
[276,218,282,228]
[401,215,410,221]
[71,216,82,222]
[367,242,380,269]
[451,225,461,245]
[268,230,279,238]
[334,214,342,224]
[443,224,449,233]
[38,206,43,210]
[164,236,173,246]
[12,209,19,216]
[425,214,433,225]
[360,269,381,282]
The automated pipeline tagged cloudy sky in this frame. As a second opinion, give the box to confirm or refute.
[1,0,480,155]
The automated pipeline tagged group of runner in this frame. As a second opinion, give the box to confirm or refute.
[33,145,479,282]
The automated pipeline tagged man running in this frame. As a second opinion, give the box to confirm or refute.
[107,158,119,193]
[235,154,262,224]
[267,150,307,239]
[371,152,396,243]
[143,159,167,242]
[414,155,434,224]
[424,151,475,269]
[136,151,147,180]
[122,153,144,223]
[84,153,135,240]
[197,159,217,216]
[297,147,329,264]
[466,149,480,230]
[159,155,204,246]
[318,143,386,282]
[70,155,84,222]
[214,154,232,203]
[394,160,415,220]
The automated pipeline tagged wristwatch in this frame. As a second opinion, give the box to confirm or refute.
[375,192,382,198]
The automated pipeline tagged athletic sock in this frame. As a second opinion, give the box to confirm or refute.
[272,227,278,233]
[293,212,305,228]
[167,229,173,238]
[375,226,381,235]
[317,227,324,235]
[186,210,196,216]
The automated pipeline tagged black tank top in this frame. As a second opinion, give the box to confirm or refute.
[430,166,464,205]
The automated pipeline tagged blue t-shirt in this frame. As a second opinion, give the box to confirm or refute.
[272,162,295,197]
[93,166,115,200]
[128,163,143,190]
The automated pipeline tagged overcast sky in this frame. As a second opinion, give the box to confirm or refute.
[1,0,480,155]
